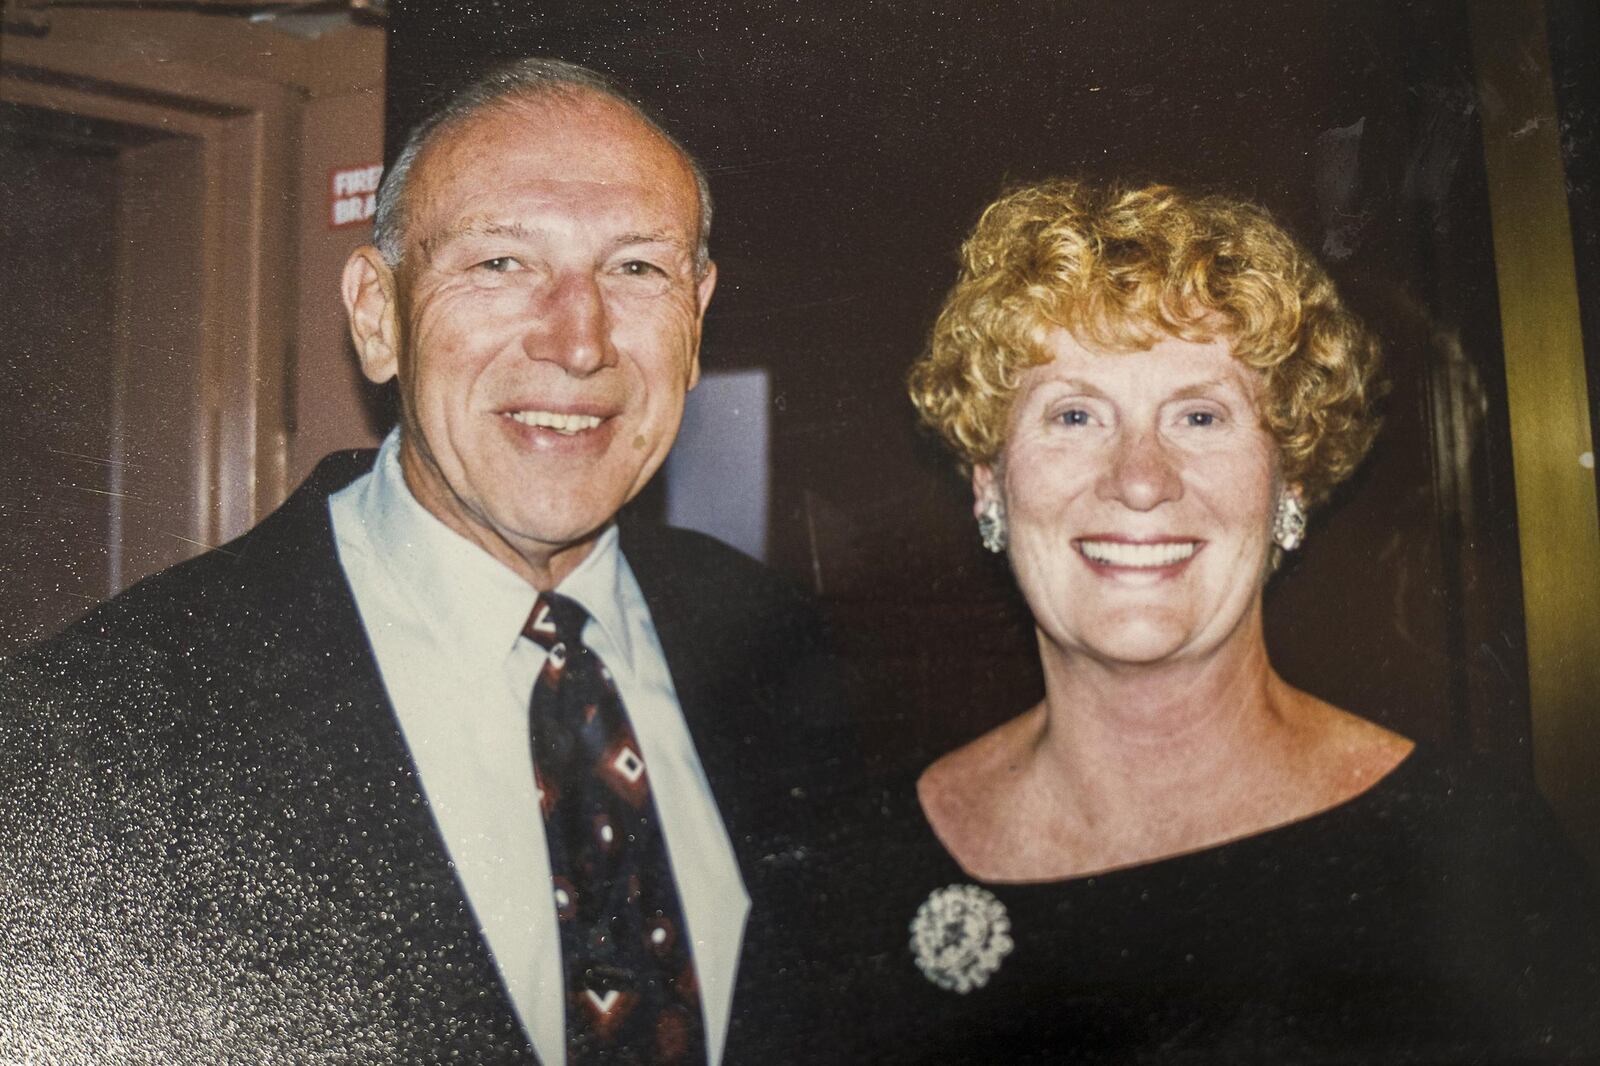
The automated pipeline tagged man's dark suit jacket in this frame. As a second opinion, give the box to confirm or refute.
[0,451,850,1063]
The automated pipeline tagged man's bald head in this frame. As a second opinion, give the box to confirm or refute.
[372,57,713,276]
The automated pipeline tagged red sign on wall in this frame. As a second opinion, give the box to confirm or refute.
[329,163,383,228]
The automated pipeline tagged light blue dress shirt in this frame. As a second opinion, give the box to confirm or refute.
[328,430,749,1066]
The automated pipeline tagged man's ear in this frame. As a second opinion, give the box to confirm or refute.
[686,260,718,392]
[341,246,403,385]
[695,259,718,318]
[971,462,999,519]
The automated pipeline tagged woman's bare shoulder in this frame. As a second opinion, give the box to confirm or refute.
[916,707,1043,872]
[1288,690,1416,809]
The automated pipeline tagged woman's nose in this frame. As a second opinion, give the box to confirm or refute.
[1096,427,1183,510]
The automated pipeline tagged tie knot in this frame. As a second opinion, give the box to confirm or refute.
[523,591,590,650]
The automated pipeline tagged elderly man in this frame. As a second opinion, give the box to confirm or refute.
[0,60,845,1064]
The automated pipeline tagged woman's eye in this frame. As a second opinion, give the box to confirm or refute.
[1057,408,1092,427]
[1184,411,1219,427]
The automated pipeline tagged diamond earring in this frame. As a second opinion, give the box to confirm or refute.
[978,500,1007,554]
[1273,492,1307,552]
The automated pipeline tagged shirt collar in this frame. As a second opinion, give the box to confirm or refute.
[351,429,628,668]
[556,518,633,666]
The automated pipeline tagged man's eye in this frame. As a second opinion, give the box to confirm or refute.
[476,257,518,273]
[619,260,666,277]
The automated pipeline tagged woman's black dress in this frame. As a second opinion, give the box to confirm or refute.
[814,746,1600,1064]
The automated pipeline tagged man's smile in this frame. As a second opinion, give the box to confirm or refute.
[503,409,606,435]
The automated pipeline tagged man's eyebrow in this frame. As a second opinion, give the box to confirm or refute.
[609,231,691,252]
[419,219,536,259]
[417,223,691,261]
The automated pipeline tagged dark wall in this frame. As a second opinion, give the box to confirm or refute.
[387,1,1533,773]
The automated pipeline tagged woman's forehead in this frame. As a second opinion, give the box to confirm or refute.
[1027,329,1245,379]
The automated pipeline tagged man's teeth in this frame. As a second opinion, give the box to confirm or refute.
[507,410,603,435]
[1078,540,1197,567]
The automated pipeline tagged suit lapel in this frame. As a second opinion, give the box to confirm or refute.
[616,521,761,872]
[231,452,537,1059]
[617,520,841,1063]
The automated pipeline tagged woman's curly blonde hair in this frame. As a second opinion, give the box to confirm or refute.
[907,179,1383,507]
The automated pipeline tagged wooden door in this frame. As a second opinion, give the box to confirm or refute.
[0,8,386,656]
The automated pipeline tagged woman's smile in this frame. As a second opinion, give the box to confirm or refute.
[1074,537,1202,571]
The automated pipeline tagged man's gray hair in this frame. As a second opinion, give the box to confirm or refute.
[372,57,713,276]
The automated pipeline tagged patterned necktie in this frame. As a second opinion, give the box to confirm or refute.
[523,591,706,1065]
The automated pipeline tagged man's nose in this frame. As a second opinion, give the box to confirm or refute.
[528,272,613,375]
[1095,426,1184,511]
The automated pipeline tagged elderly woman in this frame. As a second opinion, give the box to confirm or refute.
[827,180,1600,1062]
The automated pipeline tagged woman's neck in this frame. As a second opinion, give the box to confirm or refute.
[1034,613,1288,793]
[919,603,1413,882]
